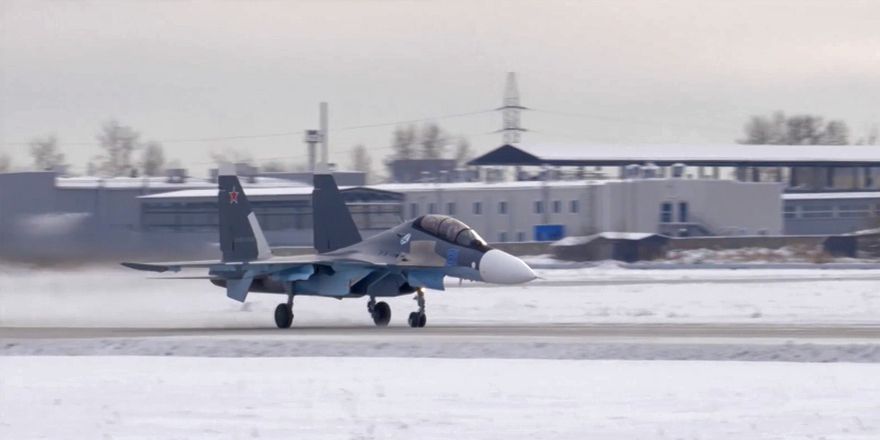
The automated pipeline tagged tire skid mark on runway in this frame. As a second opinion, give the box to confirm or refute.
[4,323,880,340]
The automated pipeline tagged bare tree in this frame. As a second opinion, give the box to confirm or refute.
[0,153,10,172]
[210,148,253,167]
[739,112,850,145]
[140,141,165,176]
[351,144,372,181]
[29,135,66,171]
[453,136,472,166]
[260,160,288,173]
[820,120,849,145]
[785,115,825,145]
[97,120,140,176]
[420,123,448,159]
[390,125,417,160]
[739,111,785,144]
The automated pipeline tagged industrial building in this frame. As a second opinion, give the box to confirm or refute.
[3,139,880,261]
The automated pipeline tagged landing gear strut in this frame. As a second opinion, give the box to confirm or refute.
[274,293,294,329]
[408,290,427,328]
[368,297,391,327]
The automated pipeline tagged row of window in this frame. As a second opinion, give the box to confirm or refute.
[141,201,401,231]
[784,203,880,219]
[409,200,581,218]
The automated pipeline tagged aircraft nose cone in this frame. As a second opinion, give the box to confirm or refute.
[479,249,537,284]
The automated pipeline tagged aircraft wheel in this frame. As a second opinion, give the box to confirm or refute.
[408,312,427,328]
[372,301,391,327]
[274,303,293,329]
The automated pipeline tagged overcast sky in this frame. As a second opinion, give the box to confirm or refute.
[1,0,878,175]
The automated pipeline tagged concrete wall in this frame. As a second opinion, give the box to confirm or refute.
[593,179,783,236]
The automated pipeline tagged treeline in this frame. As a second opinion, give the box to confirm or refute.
[740,111,877,146]
[9,120,169,177]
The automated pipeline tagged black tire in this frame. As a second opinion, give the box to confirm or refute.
[418,312,427,328]
[372,301,391,327]
[274,303,293,329]
[408,312,419,328]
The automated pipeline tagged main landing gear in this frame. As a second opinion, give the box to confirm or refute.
[407,290,427,328]
[368,297,391,327]
[274,293,294,329]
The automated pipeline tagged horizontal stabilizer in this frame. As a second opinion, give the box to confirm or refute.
[121,262,174,273]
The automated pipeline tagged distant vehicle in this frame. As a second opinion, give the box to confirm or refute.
[123,166,536,328]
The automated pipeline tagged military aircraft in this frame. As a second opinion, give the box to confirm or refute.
[123,166,537,328]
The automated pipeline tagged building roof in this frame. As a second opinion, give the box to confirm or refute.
[139,176,772,201]
[56,176,301,190]
[469,144,880,167]
[783,192,880,200]
[139,179,618,200]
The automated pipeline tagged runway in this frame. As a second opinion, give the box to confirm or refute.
[4,322,880,340]
[4,323,880,362]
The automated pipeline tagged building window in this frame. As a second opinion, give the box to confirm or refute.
[826,167,835,188]
[838,203,871,218]
[552,200,561,214]
[660,202,673,223]
[498,232,507,242]
[516,231,526,242]
[678,202,689,223]
[570,200,579,213]
[473,202,482,215]
[866,167,875,188]
[410,203,419,219]
[534,201,544,214]
[784,205,797,219]
[447,202,456,216]
[498,201,508,214]
[801,205,833,218]
[428,203,436,214]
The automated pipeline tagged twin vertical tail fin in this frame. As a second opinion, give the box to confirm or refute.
[312,174,362,253]
[218,166,272,262]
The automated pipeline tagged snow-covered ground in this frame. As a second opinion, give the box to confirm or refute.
[2,265,880,327]
[2,356,879,439]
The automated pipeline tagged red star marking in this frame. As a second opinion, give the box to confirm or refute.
[229,188,239,204]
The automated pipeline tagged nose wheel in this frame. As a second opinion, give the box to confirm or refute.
[368,297,391,327]
[408,290,427,328]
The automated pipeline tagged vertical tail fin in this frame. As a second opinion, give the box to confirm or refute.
[312,174,361,253]
[218,166,272,262]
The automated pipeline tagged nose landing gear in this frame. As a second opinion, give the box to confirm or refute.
[408,290,427,328]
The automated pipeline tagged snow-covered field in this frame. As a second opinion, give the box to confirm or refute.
[2,356,879,439]
[2,265,880,327]
[4,266,880,438]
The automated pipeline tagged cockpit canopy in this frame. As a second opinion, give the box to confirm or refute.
[413,215,489,250]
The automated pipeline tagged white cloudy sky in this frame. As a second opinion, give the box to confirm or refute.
[1,0,878,175]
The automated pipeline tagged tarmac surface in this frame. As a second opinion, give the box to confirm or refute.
[3,322,880,340]
[4,323,880,362]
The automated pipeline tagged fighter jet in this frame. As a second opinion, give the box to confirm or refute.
[123,166,537,328]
